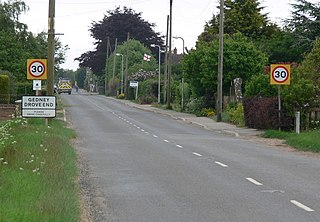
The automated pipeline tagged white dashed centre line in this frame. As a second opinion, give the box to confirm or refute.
[153,135,158,138]
[246,178,263,186]
[163,139,169,143]
[176,145,183,149]
[192,152,203,157]
[215,161,228,168]
[290,200,315,212]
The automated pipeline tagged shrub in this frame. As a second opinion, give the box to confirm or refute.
[185,97,206,116]
[226,103,245,127]
[0,75,10,104]
[117,93,125,99]
[243,97,293,130]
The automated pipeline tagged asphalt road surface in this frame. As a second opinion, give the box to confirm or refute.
[61,93,320,222]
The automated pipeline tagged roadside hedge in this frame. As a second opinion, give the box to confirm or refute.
[243,97,293,130]
[0,75,10,104]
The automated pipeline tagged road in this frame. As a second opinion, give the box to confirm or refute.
[61,93,320,222]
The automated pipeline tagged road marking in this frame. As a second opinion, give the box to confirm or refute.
[176,145,183,148]
[163,139,169,143]
[290,200,314,212]
[141,129,145,132]
[153,135,158,138]
[246,178,263,186]
[215,161,228,168]
[192,152,203,157]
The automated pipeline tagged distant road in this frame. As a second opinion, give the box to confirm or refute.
[61,93,320,222]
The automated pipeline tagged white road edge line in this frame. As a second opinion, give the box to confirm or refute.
[63,109,67,122]
[290,200,314,212]
[176,145,183,148]
[215,161,228,168]
[246,178,263,186]
[192,152,203,157]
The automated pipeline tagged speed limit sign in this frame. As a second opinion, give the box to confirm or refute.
[27,59,47,80]
[270,64,290,85]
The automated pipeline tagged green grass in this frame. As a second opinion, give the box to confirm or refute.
[0,118,79,221]
[263,130,320,153]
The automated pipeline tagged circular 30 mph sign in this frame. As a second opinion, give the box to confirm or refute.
[27,59,47,80]
[270,64,291,85]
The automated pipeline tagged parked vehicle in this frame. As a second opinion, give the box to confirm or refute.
[57,79,72,94]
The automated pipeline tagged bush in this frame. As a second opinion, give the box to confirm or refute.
[117,93,125,99]
[185,97,206,116]
[0,75,10,104]
[225,103,245,127]
[243,97,293,130]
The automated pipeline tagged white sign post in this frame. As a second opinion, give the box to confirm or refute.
[22,96,56,118]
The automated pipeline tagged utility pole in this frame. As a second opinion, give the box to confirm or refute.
[217,0,224,122]
[167,0,173,109]
[164,15,169,104]
[124,32,130,99]
[47,0,55,96]
[105,37,110,95]
[112,38,117,96]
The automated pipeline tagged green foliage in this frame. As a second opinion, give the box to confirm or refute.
[285,0,320,54]
[75,67,86,88]
[244,73,277,97]
[184,33,267,101]
[0,75,10,104]
[297,38,320,85]
[137,79,157,104]
[263,129,320,153]
[224,0,270,40]
[0,118,79,221]
[225,103,245,127]
[184,97,206,116]
[0,1,68,81]
[117,93,125,99]
[76,6,164,76]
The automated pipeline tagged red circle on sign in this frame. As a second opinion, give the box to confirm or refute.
[271,66,289,83]
[28,60,46,78]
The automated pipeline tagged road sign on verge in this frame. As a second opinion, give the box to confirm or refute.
[27,59,47,80]
[22,96,56,118]
[33,80,42,91]
[270,64,290,85]
[130,81,139,88]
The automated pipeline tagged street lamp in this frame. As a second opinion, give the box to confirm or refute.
[116,53,124,94]
[173,36,184,54]
[151,44,161,103]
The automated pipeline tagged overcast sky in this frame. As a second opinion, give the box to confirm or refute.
[19,0,316,70]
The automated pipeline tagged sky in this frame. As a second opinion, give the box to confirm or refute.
[18,0,315,70]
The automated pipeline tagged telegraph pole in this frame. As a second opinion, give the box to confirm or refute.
[47,0,55,96]
[217,0,224,122]
[167,0,173,109]
[124,32,130,99]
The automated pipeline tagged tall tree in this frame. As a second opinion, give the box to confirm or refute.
[76,6,164,76]
[0,0,68,81]
[285,0,320,54]
[224,0,269,40]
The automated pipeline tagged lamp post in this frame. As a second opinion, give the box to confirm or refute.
[173,36,185,110]
[217,0,224,122]
[116,53,124,94]
[151,44,161,103]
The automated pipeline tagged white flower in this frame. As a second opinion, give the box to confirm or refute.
[19,168,24,171]
[40,144,43,148]
[3,162,8,165]
[44,148,48,152]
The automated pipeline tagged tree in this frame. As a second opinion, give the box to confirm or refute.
[285,0,320,54]
[76,7,164,76]
[183,33,267,105]
[0,1,68,81]
[105,39,157,94]
[224,0,270,40]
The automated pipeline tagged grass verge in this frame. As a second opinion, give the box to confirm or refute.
[0,118,79,221]
[263,130,320,153]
